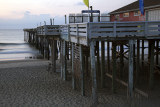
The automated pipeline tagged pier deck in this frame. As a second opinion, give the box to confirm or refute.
[23,21,160,105]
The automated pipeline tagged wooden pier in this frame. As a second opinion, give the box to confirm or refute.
[24,21,160,105]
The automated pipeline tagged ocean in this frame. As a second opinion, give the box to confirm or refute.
[0,29,41,61]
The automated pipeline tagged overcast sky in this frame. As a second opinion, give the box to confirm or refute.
[0,0,137,29]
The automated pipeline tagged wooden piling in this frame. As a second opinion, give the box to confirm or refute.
[90,41,98,105]
[80,45,85,96]
[149,40,155,89]
[101,41,105,88]
[142,40,144,67]
[72,43,76,90]
[96,41,100,76]
[136,40,140,84]
[120,44,124,78]
[107,41,110,72]
[63,41,67,81]
[156,40,159,65]
[128,39,134,98]
[61,40,63,79]
[51,40,57,72]
[112,41,117,93]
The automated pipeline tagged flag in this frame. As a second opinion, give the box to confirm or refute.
[83,0,89,8]
[139,0,144,15]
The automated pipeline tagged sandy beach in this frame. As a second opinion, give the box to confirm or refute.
[0,60,93,107]
[0,59,160,107]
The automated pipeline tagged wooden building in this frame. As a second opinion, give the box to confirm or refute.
[110,0,160,21]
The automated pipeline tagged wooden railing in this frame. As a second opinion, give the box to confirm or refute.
[69,23,88,45]
[37,25,60,36]
[66,21,160,45]
[59,25,70,41]
[25,21,160,45]
[89,21,160,38]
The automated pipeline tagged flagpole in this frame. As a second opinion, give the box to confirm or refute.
[88,0,90,22]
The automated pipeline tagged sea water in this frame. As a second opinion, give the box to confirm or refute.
[0,29,40,61]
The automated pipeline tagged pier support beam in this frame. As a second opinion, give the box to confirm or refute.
[112,41,117,93]
[80,45,85,96]
[90,41,98,105]
[63,41,67,81]
[96,41,100,82]
[120,44,124,78]
[61,40,63,79]
[128,39,134,98]
[142,40,144,68]
[51,40,57,72]
[156,40,159,65]
[136,40,140,84]
[101,41,105,88]
[107,41,110,73]
[60,40,67,80]
[149,40,155,89]
[72,43,76,90]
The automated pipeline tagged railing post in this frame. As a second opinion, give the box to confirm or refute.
[145,21,148,37]
[113,21,117,37]
[76,24,79,44]
[68,25,70,41]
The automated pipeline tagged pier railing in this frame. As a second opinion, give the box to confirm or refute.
[25,21,160,45]
[69,23,88,45]
[89,21,160,39]
[59,25,70,41]
[37,25,60,36]
[64,21,160,46]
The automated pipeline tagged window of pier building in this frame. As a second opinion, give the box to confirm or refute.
[115,14,120,20]
[123,12,129,17]
[134,11,141,16]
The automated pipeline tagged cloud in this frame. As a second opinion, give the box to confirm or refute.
[76,2,85,6]
[0,11,65,29]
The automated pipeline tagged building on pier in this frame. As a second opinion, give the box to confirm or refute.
[110,0,160,21]
[69,10,110,23]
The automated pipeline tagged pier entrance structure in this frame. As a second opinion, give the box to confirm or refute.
[24,18,160,105]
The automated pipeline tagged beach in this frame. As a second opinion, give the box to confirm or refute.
[1,59,160,107]
[0,59,132,107]
[0,60,93,107]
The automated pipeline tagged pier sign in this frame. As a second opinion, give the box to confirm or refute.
[82,10,100,14]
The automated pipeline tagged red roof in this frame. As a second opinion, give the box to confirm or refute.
[110,0,160,14]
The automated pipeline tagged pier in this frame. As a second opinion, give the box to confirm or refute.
[24,20,160,105]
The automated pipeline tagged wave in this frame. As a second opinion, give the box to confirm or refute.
[0,43,28,46]
[0,51,38,54]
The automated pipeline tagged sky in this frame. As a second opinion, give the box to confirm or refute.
[0,0,137,29]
